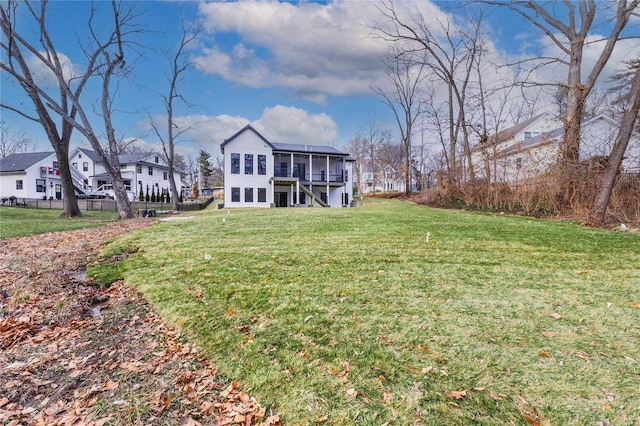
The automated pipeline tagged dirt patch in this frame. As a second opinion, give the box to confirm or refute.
[0,219,279,425]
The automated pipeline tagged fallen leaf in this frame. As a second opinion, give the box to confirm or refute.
[447,390,467,400]
[345,388,358,398]
[542,331,557,338]
[523,414,541,426]
[418,344,429,352]
[539,351,550,358]
[549,312,562,319]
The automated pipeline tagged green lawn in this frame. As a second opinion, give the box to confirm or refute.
[0,207,118,239]
[98,198,640,425]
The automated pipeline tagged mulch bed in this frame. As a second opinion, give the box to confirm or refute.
[0,219,279,426]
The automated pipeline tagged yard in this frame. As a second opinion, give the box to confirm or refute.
[0,207,118,239]
[94,198,640,425]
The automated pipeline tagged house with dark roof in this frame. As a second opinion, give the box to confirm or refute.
[220,125,354,208]
[0,148,184,201]
[69,147,184,200]
[469,113,640,184]
[0,151,62,200]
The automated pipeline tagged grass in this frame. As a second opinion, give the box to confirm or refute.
[0,207,118,239]
[98,198,639,425]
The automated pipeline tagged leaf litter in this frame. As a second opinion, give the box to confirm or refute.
[0,219,279,425]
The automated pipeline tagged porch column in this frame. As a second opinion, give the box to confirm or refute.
[290,153,293,178]
[296,179,300,205]
[326,155,330,205]
[309,154,313,193]
[270,179,275,208]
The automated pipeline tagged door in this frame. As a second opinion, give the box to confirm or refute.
[55,184,62,200]
[275,192,288,207]
[293,163,306,180]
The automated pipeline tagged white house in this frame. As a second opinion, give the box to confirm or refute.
[69,148,184,200]
[220,125,355,208]
[361,165,406,194]
[470,113,640,185]
[0,152,62,200]
[1,148,184,201]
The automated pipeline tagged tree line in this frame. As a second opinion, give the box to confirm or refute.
[361,0,639,226]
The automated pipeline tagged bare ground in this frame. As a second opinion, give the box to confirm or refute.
[0,219,279,426]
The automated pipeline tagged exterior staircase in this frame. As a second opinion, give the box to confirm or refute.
[300,184,329,207]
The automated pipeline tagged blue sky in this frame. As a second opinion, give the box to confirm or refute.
[2,1,639,160]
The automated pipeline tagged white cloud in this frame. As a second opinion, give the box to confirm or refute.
[26,51,79,87]
[253,105,338,145]
[193,0,447,101]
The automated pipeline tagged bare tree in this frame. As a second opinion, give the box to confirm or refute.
[373,44,427,195]
[373,1,487,185]
[148,22,199,211]
[587,63,640,227]
[1,1,82,216]
[1,0,143,219]
[481,0,639,179]
[356,117,390,193]
[0,121,37,157]
[345,132,368,195]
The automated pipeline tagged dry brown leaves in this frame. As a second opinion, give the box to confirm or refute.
[0,219,279,425]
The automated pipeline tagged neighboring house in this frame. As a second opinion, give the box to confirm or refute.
[220,125,354,208]
[1,148,184,201]
[470,113,640,185]
[361,165,406,194]
[69,148,184,201]
[0,152,62,200]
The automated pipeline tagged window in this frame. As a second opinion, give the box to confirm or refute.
[16,180,23,190]
[231,187,240,202]
[36,179,46,192]
[123,179,131,190]
[231,153,240,174]
[78,153,82,158]
[258,188,266,202]
[245,187,253,202]
[245,154,254,175]
[136,164,142,173]
[148,166,153,176]
[83,162,88,172]
[72,162,77,169]
[299,191,306,204]
[155,156,159,163]
[53,161,58,168]
[258,155,266,175]
[163,171,168,180]
[120,163,127,169]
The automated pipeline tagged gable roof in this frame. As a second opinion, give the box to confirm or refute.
[220,124,350,156]
[76,147,100,162]
[0,152,55,172]
[220,124,273,154]
[489,112,551,144]
[501,114,627,156]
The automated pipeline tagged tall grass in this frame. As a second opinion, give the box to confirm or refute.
[108,199,640,425]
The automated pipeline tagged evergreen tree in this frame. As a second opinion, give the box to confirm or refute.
[166,189,170,204]
[139,185,144,201]
[198,150,213,188]
[151,186,156,203]
[145,185,150,202]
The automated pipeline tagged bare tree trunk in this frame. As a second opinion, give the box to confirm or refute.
[587,65,640,227]
[0,1,82,218]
